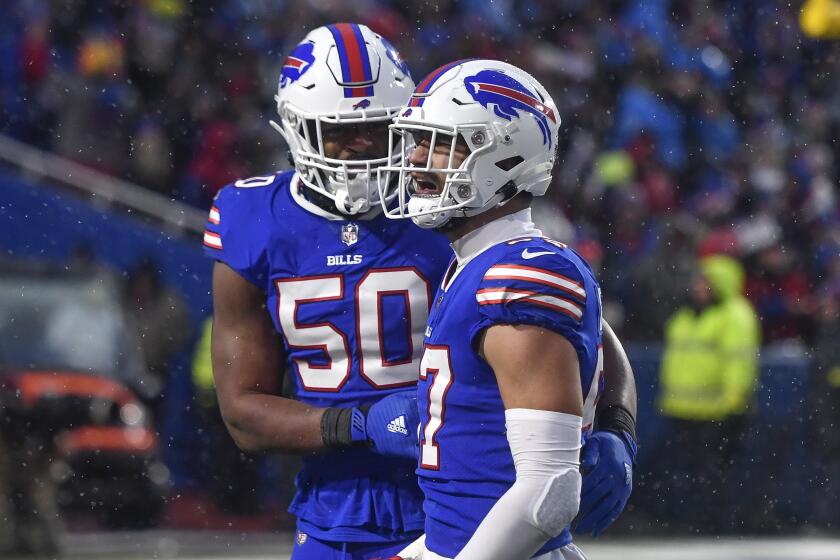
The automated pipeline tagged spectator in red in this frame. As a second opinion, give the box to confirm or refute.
[20,20,49,87]
[181,120,247,207]
[744,245,812,344]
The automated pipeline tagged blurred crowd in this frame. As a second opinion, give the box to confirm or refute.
[3,0,840,537]
[4,0,840,350]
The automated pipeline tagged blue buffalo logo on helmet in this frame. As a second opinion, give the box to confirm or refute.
[352,98,371,110]
[463,70,557,147]
[280,42,316,88]
[381,36,412,79]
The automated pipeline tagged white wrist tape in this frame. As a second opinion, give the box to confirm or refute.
[454,408,582,560]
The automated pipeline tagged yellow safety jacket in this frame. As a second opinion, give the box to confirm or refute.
[191,316,216,408]
[658,256,761,421]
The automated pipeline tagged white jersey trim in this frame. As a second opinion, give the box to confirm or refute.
[445,209,542,291]
[475,288,584,321]
[484,265,587,300]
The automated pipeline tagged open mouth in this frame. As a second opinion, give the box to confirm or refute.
[410,174,441,196]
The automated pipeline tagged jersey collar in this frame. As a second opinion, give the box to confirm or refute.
[450,208,543,267]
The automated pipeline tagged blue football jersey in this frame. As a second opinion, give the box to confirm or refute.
[203,171,452,542]
[417,234,604,558]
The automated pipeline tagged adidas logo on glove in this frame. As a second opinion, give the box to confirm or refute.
[386,415,409,436]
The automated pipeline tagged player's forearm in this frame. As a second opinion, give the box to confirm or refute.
[599,319,637,418]
[456,409,582,560]
[454,483,551,560]
[220,392,326,453]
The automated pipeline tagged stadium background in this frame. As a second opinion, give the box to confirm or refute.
[1,0,840,557]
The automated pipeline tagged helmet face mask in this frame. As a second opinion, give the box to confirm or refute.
[379,123,494,228]
[274,105,395,214]
[271,24,414,215]
[378,59,560,228]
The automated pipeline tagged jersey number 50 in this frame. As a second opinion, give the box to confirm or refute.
[275,268,431,391]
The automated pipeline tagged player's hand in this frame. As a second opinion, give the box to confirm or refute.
[575,430,637,537]
[363,393,419,460]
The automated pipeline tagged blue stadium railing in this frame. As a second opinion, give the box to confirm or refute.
[1,165,212,491]
[628,344,819,533]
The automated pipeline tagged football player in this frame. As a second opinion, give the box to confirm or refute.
[379,59,632,559]
[206,24,447,560]
[206,26,635,560]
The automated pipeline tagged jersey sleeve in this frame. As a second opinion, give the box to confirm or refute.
[202,183,271,288]
[469,251,598,353]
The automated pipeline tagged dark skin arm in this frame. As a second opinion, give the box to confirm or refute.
[479,321,635,419]
[598,319,637,419]
[211,261,326,453]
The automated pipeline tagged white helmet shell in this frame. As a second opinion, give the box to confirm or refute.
[378,59,560,228]
[271,24,414,215]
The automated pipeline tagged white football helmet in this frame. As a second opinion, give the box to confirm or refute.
[377,59,560,228]
[271,24,414,215]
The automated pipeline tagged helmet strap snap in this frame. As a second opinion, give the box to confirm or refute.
[497,181,518,203]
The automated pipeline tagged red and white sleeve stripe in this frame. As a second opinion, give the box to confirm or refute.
[208,206,221,225]
[203,231,222,250]
[483,264,586,300]
[475,288,584,321]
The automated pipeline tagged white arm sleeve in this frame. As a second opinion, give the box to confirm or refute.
[454,408,582,560]
[396,534,425,560]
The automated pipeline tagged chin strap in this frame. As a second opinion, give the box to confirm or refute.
[334,190,368,215]
[457,180,519,219]
[412,178,522,228]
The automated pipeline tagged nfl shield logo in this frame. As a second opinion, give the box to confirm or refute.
[341,223,359,246]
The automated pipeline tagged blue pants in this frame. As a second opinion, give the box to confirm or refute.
[291,531,416,560]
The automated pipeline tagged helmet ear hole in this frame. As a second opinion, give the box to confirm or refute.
[494,155,524,171]
[496,181,519,202]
